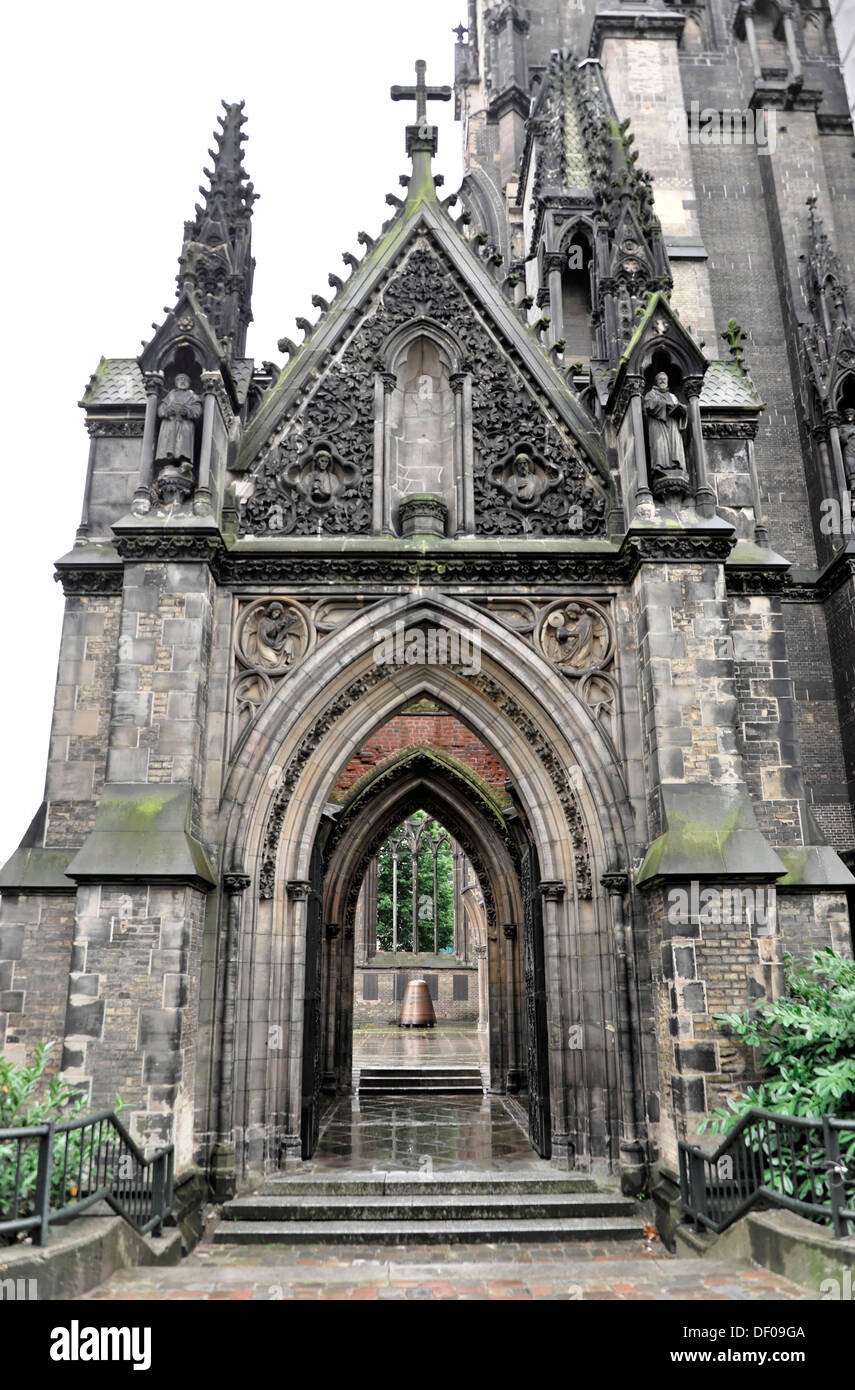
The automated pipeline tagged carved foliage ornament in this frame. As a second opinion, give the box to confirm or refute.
[241,239,607,539]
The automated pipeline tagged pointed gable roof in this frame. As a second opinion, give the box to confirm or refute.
[237,195,607,480]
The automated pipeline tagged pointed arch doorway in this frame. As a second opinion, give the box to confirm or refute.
[307,743,553,1160]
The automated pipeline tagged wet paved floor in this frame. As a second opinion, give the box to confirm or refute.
[304,1094,539,1173]
[352,1022,487,1070]
[81,1243,813,1301]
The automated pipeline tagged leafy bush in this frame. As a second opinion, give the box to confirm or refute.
[700,950,855,1218]
[703,949,855,1128]
[0,1042,105,1242]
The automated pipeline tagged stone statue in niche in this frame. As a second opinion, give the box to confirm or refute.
[840,408,855,488]
[542,602,609,672]
[643,371,689,478]
[153,373,202,504]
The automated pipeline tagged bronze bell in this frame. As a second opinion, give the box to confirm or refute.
[398,978,436,1028]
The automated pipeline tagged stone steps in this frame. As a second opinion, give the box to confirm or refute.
[257,1172,599,1196]
[217,1175,646,1245]
[356,1065,485,1094]
[214,1216,645,1245]
[222,1191,637,1222]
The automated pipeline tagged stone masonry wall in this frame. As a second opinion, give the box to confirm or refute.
[727,593,803,846]
[783,599,853,846]
[0,893,75,1069]
[634,561,742,837]
[649,881,783,1163]
[105,561,215,837]
[44,593,121,849]
[62,882,205,1164]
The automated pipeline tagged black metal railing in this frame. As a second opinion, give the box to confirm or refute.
[679,1109,855,1240]
[0,1110,174,1246]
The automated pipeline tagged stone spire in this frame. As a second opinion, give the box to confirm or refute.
[177,100,258,358]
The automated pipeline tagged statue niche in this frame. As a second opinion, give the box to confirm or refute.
[389,336,457,528]
[643,365,691,503]
[153,370,202,505]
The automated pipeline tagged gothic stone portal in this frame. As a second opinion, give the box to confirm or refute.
[6,24,854,1205]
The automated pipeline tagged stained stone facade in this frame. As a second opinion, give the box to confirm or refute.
[2,4,855,1194]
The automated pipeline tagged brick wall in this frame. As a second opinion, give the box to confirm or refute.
[334,713,507,796]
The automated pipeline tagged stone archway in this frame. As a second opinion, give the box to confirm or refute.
[213,594,647,1183]
[317,747,533,1144]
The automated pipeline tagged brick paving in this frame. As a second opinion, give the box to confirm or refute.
[80,1237,815,1301]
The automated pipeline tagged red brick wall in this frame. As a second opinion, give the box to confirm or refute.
[335,714,507,794]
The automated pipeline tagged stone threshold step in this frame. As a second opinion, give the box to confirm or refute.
[258,1174,599,1196]
[223,1193,638,1221]
[357,1066,483,1073]
[214,1216,646,1245]
[355,1078,489,1089]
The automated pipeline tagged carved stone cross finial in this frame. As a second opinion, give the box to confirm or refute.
[391,59,452,188]
[391,58,451,127]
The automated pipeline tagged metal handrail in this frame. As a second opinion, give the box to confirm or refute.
[0,1108,174,1246]
[678,1107,855,1240]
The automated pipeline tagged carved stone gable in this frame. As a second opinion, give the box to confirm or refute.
[239,235,607,539]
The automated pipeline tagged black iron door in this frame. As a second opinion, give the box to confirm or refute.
[300,844,324,1159]
[522,845,551,1158]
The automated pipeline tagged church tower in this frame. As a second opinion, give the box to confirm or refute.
[2,3,854,1196]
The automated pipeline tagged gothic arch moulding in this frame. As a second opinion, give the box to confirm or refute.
[211,592,645,1172]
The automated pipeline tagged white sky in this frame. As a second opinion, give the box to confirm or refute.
[0,0,465,865]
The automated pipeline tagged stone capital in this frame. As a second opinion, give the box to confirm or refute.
[539,880,566,902]
[600,871,629,895]
[223,872,251,895]
[286,880,311,901]
[683,375,705,401]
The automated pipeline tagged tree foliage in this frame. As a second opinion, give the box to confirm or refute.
[375,812,455,953]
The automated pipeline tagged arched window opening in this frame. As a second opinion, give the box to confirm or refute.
[561,230,595,363]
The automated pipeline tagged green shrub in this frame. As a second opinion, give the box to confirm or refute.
[0,1041,121,1242]
[700,950,855,1216]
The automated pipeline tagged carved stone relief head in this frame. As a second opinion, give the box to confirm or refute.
[488,443,560,511]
